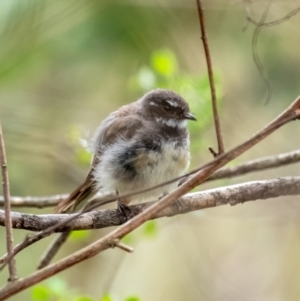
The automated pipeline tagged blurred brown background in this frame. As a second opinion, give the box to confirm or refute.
[0,0,300,300]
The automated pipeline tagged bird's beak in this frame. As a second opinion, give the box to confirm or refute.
[184,112,197,121]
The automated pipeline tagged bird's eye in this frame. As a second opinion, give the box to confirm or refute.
[163,105,171,111]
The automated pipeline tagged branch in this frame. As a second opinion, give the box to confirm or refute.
[196,0,224,155]
[0,95,300,299]
[0,177,299,234]
[0,124,17,282]
[208,148,300,181]
[0,194,67,208]
[244,1,300,28]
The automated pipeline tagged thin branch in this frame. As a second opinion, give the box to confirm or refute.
[0,96,300,299]
[111,239,134,253]
[2,148,300,208]
[208,148,300,181]
[0,177,299,234]
[0,124,17,282]
[0,194,67,208]
[196,0,224,154]
[244,1,300,28]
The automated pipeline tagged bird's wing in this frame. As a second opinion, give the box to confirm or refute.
[55,110,143,213]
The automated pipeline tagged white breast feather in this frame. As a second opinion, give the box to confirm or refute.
[92,138,190,202]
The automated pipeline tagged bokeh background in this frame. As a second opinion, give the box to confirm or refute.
[1,0,300,300]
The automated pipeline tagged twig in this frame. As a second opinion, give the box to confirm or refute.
[196,0,224,154]
[208,148,300,181]
[111,239,134,253]
[2,149,300,208]
[244,1,300,28]
[0,124,17,282]
[0,194,67,208]
[0,95,299,299]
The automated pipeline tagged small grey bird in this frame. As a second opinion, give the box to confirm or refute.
[55,88,196,213]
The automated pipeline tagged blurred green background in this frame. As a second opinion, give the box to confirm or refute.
[1,0,300,300]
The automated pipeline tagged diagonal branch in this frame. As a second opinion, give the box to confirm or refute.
[0,124,17,282]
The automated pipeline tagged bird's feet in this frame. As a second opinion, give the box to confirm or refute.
[117,200,132,221]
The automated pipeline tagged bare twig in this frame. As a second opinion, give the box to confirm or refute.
[0,96,299,299]
[0,194,67,208]
[2,149,300,208]
[196,0,224,154]
[111,239,134,253]
[208,148,300,181]
[244,1,300,28]
[0,124,17,282]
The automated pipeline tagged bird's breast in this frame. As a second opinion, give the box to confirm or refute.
[92,136,190,201]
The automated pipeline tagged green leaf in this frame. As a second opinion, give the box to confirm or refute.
[31,285,51,301]
[142,220,157,237]
[151,48,178,77]
[69,230,90,241]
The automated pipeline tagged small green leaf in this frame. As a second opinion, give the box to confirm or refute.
[69,230,90,241]
[31,285,51,301]
[142,220,157,237]
[151,48,178,77]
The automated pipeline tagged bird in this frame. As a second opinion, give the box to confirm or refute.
[55,88,196,214]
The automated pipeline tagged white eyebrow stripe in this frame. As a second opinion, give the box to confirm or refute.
[150,101,158,106]
[155,117,187,129]
[166,100,179,107]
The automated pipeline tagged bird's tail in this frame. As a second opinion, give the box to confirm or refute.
[54,175,96,213]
